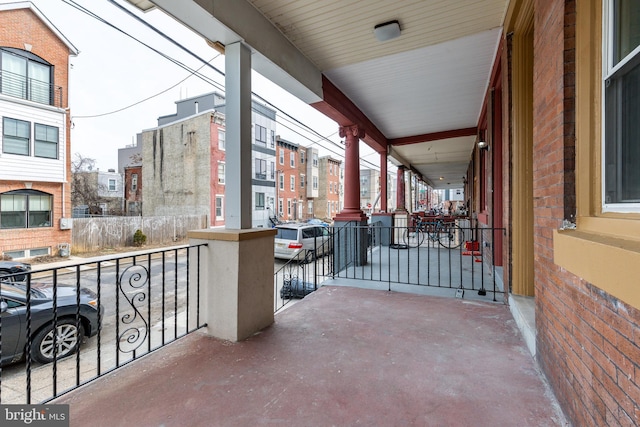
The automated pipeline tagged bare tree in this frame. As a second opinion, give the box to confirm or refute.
[71,153,103,209]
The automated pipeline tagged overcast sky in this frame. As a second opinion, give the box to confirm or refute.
[9,0,379,170]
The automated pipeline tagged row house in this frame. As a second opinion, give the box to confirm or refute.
[316,156,342,221]
[275,137,301,222]
[0,2,77,259]
[140,92,277,229]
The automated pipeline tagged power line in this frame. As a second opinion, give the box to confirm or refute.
[64,0,382,170]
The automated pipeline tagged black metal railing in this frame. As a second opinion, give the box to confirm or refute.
[274,221,506,307]
[0,69,64,108]
[0,244,207,404]
[327,223,506,300]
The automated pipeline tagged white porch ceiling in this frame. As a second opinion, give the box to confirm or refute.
[136,0,508,189]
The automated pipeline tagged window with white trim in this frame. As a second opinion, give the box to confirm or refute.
[603,1,640,211]
[290,176,295,191]
[218,162,225,184]
[218,130,225,150]
[131,173,138,191]
[108,179,116,191]
[279,148,284,165]
[279,173,284,190]
[215,196,224,219]
[34,123,58,159]
[290,152,295,167]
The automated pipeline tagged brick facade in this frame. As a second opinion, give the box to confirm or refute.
[532,1,640,425]
[0,6,74,258]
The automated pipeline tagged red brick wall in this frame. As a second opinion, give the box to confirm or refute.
[0,8,71,108]
[533,1,640,425]
[0,181,71,256]
[210,120,225,227]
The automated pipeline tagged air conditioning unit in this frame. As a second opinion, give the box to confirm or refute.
[60,217,73,230]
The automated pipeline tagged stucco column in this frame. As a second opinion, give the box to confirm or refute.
[335,124,367,221]
[188,228,276,341]
[225,41,252,229]
[396,166,407,212]
[379,151,387,212]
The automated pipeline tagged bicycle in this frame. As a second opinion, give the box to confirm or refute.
[403,216,463,249]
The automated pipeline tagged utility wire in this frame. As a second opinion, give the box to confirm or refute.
[64,0,382,170]
[73,55,220,119]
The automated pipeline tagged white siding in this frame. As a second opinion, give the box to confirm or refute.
[0,97,67,182]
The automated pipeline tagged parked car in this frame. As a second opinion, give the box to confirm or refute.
[280,278,316,299]
[0,281,102,365]
[0,260,31,282]
[274,223,331,262]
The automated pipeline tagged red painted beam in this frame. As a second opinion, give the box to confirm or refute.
[311,75,388,153]
[389,127,478,146]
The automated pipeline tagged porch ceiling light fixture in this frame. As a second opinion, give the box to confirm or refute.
[374,20,401,42]
[477,140,489,150]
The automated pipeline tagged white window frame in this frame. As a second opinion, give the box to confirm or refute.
[290,175,295,191]
[108,179,116,191]
[279,149,284,165]
[290,152,295,167]
[215,195,224,219]
[602,0,640,213]
[218,161,225,184]
[218,130,225,150]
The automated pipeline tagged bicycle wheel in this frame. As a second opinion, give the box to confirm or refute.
[438,224,463,249]
[403,227,425,248]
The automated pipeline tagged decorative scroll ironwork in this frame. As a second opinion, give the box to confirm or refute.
[117,264,149,354]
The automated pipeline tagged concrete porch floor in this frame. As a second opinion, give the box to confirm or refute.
[55,286,566,426]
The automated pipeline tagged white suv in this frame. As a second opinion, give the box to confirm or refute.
[274,223,330,261]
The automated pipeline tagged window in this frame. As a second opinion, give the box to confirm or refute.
[1,48,52,105]
[279,148,284,165]
[313,153,318,166]
[301,174,305,188]
[271,130,275,148]
[3,117,30,155]
[215,196,224,219]
[290,176,295,191]
[313,176,318,190]
[603,1,640,210]
[255,158,267,180]
[279,173,284,190]
[218,162,225,184]
[0,190,52,229]
[330,164,333,175]
[287,199,291,216]
[278,198,283,216]
[270,161,275,179]
[34,123,58,159]
[308,200,313,215]
[131,173,138,191]
[255,124,267,146]
[218,130,225,150]
[290,152,295,167]
[108,179,116,191]
[255,192,265,209]
[300,150,305,164]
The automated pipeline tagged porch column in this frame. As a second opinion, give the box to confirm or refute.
[395,166,407,212]
[333,124,368,268]
[379,151,388,212]
[225,41,252,229]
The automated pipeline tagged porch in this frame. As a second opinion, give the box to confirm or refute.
[54,284,565,427]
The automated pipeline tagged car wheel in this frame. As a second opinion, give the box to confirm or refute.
[31,319,84,364]
[0,270,14,282]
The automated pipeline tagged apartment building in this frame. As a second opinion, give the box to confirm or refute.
[0,2,77,258]
[317,156,341,221]
[141,92,277,228]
